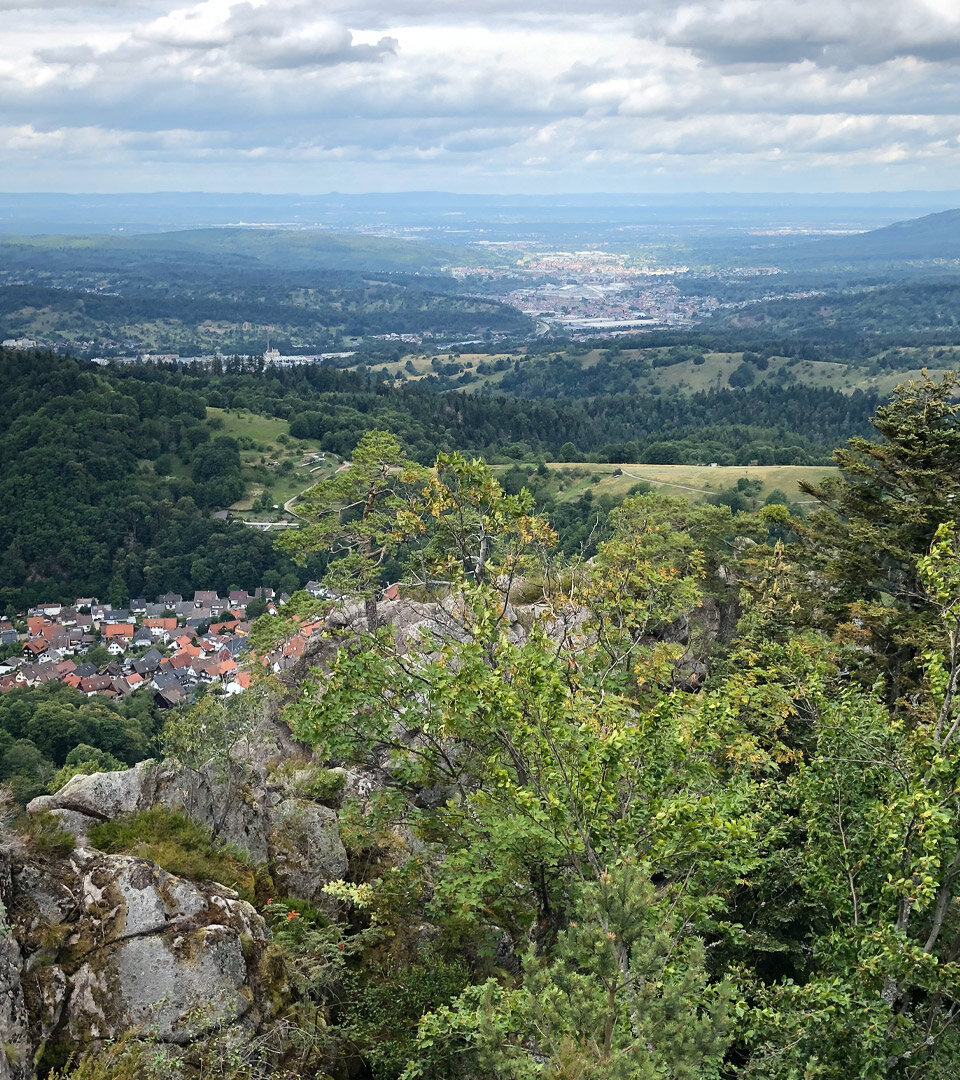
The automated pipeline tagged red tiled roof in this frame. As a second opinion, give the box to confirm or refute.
[282,635,306,659]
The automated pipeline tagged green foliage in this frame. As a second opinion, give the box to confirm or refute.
[405,861,733,1080]
[290,577,760,945]
[277,393,960,1078]
[341,952,474,1080]
[727,361,757,387]
[48,745,126,794]
[19,811,76,858]
[0,350,311,609]
[0,684,156,803]
[43,1028,178,1080]
[799,370,960,690]
[401,450,557,591]
[300,767,346,805]
[89,808,261,902]
[278,429,426,628]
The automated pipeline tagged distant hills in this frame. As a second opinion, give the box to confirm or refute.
[783,207,960,268]
[0,229,529,355]
[0,228,491,276]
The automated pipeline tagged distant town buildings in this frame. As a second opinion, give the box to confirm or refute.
[0,587,327,707]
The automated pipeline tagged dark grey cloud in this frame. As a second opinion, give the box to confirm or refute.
[658,1,960,70]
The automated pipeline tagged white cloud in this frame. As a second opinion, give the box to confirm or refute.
[3,0,960,192]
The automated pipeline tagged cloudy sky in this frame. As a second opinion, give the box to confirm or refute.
[4,0,960,193]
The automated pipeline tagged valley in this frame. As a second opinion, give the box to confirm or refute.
[3,194,960,1080]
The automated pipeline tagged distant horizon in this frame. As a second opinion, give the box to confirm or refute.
[2,188,959,239]
[3,189,960,199]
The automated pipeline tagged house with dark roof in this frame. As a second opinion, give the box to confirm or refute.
[79,675,114,695]
[155,684,187,708]
[23,637,49,658]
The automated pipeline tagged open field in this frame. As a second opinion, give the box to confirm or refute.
[493,462,838,505]
[206,407,339,513]
[360,344,960,399]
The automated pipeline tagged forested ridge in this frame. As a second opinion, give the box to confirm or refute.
[713,279,960,339]
[0,350,313,609]
[0,347,882,609]
[0,270,531,355]
[114,357,878,464]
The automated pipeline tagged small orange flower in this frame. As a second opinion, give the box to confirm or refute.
[266,898,274,904]
[287,910,299,920]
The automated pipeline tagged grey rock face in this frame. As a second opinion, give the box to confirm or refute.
[10,852,273,1064]
[36,758,347,903]
[268,799,347,901]
[43,763,150,820]
[0,902,30,1080]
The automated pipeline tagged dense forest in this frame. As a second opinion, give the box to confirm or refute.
[0,350,316,609]
[0,683,159,804]
[712,279,960,341]
[0,347,885,610]
[0,270,531,356]
[113,359,878,465]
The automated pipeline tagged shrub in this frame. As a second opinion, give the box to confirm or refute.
[302,768,346,805]
[19,811,75,858]
[89,809,263,902]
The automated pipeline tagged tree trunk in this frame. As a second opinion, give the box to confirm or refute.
[365,595,380,633]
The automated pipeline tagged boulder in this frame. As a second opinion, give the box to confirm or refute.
[268,799,347,901]
[36,759,348,902]
[11,852,275,1058]
[40,763,151,820]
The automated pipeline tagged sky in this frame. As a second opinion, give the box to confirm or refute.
[3,0,960,194]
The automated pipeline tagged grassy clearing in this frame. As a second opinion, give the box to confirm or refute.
[364,351,518,385]
[89,808,265,902]
[206,406,339,513]
[493,462,837,504]
[349,345,960,400]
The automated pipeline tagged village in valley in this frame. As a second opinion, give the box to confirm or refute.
[0,586,330,706]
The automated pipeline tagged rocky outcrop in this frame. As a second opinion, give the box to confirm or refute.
[30,757,347,902]
[268,799,346,901]
[7,846,282,1071]
[0,863,31,1080]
